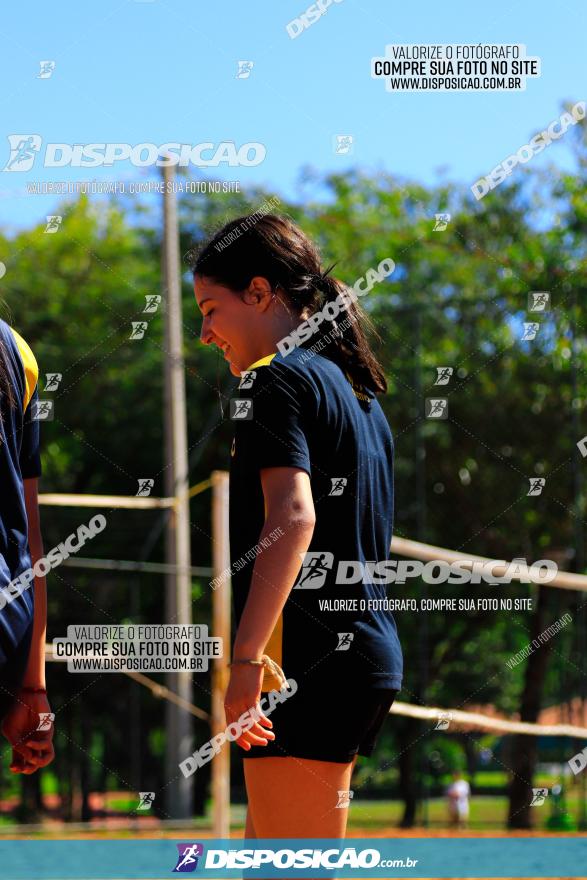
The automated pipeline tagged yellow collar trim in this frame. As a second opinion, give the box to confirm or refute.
[245,352,277,371]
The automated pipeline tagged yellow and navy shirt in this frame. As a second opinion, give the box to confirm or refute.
[229,345,403,693]
[0,320,42,660]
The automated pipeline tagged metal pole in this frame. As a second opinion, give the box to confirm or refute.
[162,163,193,819]
[570,289,586,830]
[415,306,429,828]
[211,470,231,837]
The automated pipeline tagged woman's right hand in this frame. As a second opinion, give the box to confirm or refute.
[1,690,55,774]
[224,663,276,751]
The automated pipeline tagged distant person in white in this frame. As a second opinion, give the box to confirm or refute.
[447,771,470,828]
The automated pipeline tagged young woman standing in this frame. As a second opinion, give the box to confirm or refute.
[189,214,402,839]
[0,319,54,774]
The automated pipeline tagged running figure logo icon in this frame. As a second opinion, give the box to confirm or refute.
[236,61,254,79]
[38,61,55,79]
[173,843,204,872]
[433,213,451,231]
[137,792,155,811]
[329,477,347,496]
[293,552,334,589]
[336,790,354,808]
[425,398,448,419]
[31,400,54,421]
[143,294,161,313]
[434,367,453,386]
[334,135,354,155]
[44,373,62,391]
[136,479,155,497]
[522,322,539,341]
[238,371,256,390]
[528,291,550,312]
[527,478,546,497]
[36,712,55,731]
[129,321,149,340]
[44,215,62,233]
[230,399,253,420]
[530,788,549,807]
[434,712,453,731]
[3,134,42,171]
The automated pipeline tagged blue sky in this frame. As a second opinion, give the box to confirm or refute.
[0,0,584,232]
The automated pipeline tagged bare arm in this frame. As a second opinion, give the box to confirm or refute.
[22,477,47,688]
[224,466,315,750]
[0,477,54,774]
[233,466,316,659]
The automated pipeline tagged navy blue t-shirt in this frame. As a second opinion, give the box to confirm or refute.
[229,345,403,693]
[0,320,42,662]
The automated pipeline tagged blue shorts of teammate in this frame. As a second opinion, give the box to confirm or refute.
[243,682,399,763]
[0,622,33,723]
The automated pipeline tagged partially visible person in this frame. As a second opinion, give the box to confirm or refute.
[447,771,471,828]
[190,214,402,841]
[0,319,54,774]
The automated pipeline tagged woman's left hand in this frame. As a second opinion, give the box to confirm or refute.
[0,690,55,774]
[224,664,276,752]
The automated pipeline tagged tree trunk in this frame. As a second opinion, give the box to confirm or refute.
[16,773,41,823]
[507,586,557,828]
[397,717,419,827]
[462,734,477,786]
[80,704,92,822]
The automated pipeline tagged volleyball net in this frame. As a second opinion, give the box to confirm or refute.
[39,476,587,740]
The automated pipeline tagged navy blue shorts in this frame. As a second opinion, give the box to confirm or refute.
[242,683,399,763]
[0,622,33,723]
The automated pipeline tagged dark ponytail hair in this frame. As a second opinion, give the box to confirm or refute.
[186,213,388,395]
[0,337,16,437]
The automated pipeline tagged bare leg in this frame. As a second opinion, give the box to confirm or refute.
[245,805,256,839]
[244,756,355,839]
